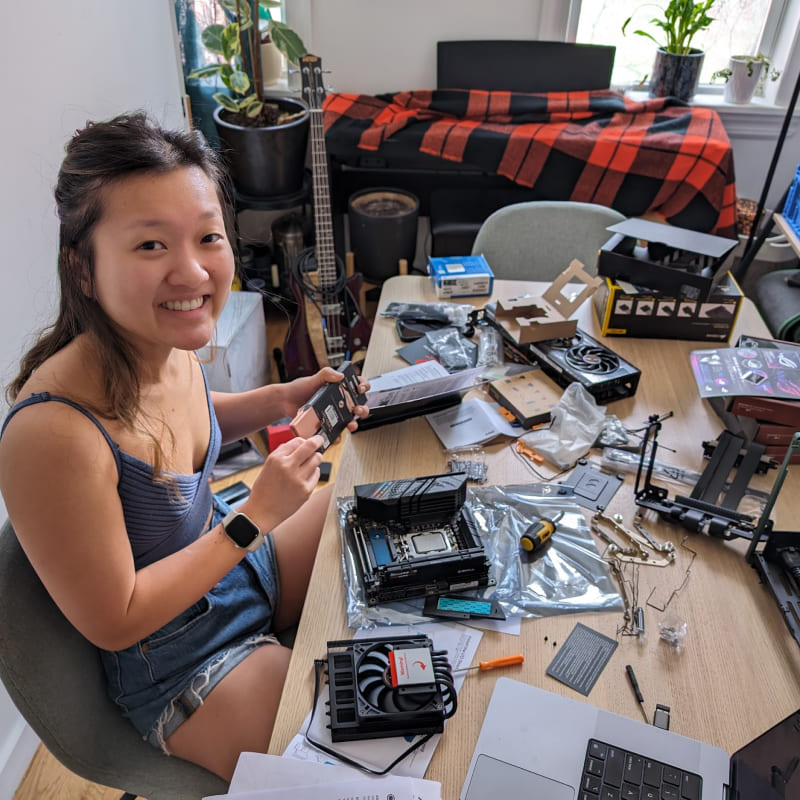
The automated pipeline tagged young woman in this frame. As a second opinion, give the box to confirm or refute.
[0,112,368,781]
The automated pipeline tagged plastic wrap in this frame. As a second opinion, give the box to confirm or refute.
[338,484,622,630]
[380,301,474,331]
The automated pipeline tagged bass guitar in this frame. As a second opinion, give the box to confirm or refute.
[283,54,372,379]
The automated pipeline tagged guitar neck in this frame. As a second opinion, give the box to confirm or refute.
[309,105,337,294]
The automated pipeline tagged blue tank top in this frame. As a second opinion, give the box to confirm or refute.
[1,369,222,570]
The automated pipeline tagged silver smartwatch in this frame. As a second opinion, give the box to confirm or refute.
[221,510,264,552]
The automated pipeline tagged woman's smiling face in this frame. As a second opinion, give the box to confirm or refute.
[88,165,234,360]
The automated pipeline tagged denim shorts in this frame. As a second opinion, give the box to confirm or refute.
[100,496,281,751]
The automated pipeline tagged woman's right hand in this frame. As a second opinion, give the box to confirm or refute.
[241,435,324,530]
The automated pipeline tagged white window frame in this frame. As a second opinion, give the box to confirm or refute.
[566,0,800,108]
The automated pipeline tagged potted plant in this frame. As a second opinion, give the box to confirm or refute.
[189,0,310,198]
[711,54,781,104]
[622,0,716,102]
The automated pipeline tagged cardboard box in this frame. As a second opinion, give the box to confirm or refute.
[428,254,494,298]
[196,290,269,392]
[593,271,743,342]
[492,259,602,344]
[598,218,738,300]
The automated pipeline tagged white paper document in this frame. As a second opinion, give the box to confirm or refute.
[205,751,441,799]
[425,396,522,448]
[283,623,481,777]
[367,361,449,392]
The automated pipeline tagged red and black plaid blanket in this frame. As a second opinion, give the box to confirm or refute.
[323,89,737,238]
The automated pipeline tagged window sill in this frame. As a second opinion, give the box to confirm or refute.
[624,88,789,115]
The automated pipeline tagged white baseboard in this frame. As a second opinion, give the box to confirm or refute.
[0,719,39,800]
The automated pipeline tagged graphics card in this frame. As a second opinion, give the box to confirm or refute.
[325,635,456,741]
[526,328,641,403]
[345,474,492,606]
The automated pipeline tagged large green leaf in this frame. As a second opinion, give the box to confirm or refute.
[200,24,226,56]
[268,20,307,65]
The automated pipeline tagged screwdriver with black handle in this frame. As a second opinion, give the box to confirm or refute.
[520,511,564,553]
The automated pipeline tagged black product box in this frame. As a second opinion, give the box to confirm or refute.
[593,271,743,342]
[598,218,738,300]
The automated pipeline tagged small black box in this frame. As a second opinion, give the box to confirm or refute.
[598,218,738,300]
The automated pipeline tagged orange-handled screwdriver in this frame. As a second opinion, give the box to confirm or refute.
[454,654,524,673]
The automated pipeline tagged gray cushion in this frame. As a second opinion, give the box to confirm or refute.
[0,520,228,800]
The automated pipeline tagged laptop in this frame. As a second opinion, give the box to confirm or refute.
[461,678,800,800]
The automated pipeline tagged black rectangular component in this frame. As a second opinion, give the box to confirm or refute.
[354,473,468,524]
[289,361,365,451]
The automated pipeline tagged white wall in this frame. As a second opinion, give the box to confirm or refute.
[0,1,185,795]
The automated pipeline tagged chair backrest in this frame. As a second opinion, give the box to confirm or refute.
[0,519,227,800]
[471,200,627,282]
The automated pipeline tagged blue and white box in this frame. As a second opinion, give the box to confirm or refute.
[428,254,494,298]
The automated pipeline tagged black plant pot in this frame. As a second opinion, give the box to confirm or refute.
[348,188,420,284]
[213,98,309,198]
[649,48,705,103]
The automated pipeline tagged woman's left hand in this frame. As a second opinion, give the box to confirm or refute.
[284,367,370,431]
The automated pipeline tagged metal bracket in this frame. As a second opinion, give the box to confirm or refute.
[634,416,760,540]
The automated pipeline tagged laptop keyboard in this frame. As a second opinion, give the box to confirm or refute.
[581,738,702,800]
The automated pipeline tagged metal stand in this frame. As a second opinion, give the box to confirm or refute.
[733,66,800,285]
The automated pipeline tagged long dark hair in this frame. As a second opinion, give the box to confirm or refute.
[7,112,231,430]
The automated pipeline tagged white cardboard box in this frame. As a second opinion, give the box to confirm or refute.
[196,291,269,392]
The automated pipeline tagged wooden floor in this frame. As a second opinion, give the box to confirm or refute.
[13,302,343,800]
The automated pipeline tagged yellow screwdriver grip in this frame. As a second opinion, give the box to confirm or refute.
[478,654,525,671]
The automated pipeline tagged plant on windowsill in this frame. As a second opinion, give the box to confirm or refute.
[622,0,716,102]
[188,0,310,198]
[711,54,781,104]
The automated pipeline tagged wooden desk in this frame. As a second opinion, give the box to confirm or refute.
[268,276,800,797]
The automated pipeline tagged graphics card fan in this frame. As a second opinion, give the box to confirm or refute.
[565,343,620,374]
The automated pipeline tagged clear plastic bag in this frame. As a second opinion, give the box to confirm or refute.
[424,327,477,370]
[519,383,606,470]
[475,325,504,367]
[337,484,622,630]
[380,301,474,331]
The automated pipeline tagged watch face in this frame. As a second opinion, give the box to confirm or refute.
[224,512,259,548]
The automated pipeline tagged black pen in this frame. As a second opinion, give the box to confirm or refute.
[625,664,650,724]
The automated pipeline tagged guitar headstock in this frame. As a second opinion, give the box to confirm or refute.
[300,54,326,111]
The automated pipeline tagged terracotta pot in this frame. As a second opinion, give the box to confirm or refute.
[649,48,705,103]
[213,98,309,198]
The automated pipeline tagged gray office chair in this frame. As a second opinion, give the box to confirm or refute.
[471,200,626,281]
[0,519,228,800]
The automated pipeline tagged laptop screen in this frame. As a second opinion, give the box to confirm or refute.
[731,709,800,799]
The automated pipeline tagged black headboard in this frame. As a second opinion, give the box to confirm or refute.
[436,40,616,92]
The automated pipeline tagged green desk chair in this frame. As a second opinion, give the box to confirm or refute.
[753,269,800,342]
[0,519,228,800]
[471,200,626,282]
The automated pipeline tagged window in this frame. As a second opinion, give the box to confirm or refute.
[574,0,786,90]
